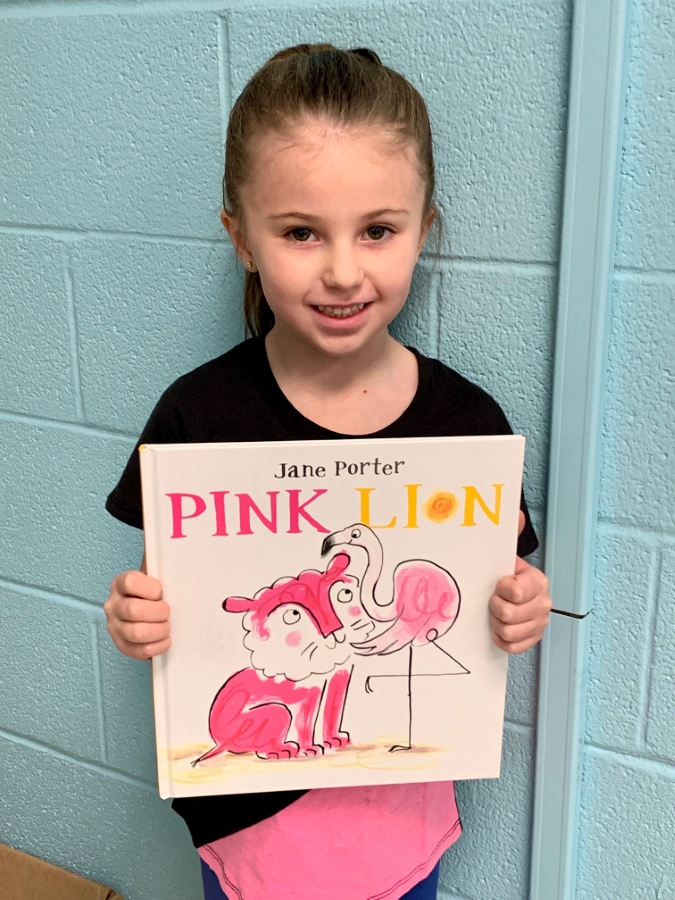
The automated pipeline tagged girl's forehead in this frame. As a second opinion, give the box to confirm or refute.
[253,119,416,169]
[242,120,424,212]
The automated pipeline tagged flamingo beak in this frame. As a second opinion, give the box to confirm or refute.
[321,532,340,556]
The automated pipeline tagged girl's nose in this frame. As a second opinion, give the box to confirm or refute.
[322,242,363,291]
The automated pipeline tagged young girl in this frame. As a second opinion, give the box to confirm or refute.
[104,45,551,900]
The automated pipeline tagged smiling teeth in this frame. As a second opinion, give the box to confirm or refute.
[316,303,365,318]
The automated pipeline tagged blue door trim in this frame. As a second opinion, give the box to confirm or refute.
[530,0,631,897]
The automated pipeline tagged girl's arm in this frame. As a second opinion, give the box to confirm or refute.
[489,512,552,654]
[104,554,171,659]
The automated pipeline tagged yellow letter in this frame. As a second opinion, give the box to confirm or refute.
[355,488,396,528]
[461,484,504,526]
[404,484,422,528]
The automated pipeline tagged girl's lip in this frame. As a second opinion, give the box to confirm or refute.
[310,301,373,326]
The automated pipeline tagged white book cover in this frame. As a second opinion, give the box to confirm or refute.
[140,435,525,799]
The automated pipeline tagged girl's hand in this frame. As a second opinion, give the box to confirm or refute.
[489,512,552,654]
[104,569,171,660]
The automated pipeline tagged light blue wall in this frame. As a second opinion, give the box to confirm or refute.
[576,0,675,895]
[2,1,665,899]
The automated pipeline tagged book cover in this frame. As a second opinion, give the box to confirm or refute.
[140,435,525,799]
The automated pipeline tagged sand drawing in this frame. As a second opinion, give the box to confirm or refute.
[193,524,468,766]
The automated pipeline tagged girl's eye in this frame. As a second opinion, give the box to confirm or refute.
[365,225,390,241]
[288,227,314,242]
[336,589,353,604]
[282,609,302,625]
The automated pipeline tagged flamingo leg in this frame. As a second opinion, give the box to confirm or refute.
[389,644,413,752]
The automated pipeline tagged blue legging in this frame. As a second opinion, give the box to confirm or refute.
[201,858,441,900]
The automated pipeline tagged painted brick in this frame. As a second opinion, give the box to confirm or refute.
[228,0,569,262]
[615,0,675,269]
[0,736,201,900]
[506,508,544,733]
[0,235,77,419]
[0,586,101,761]
[645,548,675,761]
[440,727,534,899]
[585,530,655,752]
[437,265,556,510]
[73,239,243,433]
[599,277,675,530]
[0,14,223,237]
[0,420,143,602]
[505,648,539,729]
[577,749,675,899]
[98,621,157,784]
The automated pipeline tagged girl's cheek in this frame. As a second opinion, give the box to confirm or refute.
[349,606,361,617]
[285,631,302,647]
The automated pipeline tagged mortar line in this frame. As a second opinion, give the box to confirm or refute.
[597,518,675,543]
[0,575,107,613]
[0,223,225,245]
[62,245,85,420]
[584,742,675,781]
[0,727,155,791]
[504,720,534,737]
[90,620,110,764]
[427,256,556,276]
[0,0,368,20]
[615,265,675,281]
[1,222,556,271]
[0,408,138,441]
[635,548,663,750]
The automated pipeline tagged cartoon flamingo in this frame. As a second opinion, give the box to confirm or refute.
[322,524,464,751]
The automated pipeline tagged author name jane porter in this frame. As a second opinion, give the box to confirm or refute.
[274,459,406,479]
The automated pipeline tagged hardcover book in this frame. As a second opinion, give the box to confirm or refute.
[140,435,525,799]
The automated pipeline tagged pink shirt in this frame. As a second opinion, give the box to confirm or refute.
[199,781,461,900]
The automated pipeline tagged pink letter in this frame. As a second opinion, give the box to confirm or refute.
[236,492,279,535]
[287,489,330,534]
[166,493,207,539]
[210,491,229,536]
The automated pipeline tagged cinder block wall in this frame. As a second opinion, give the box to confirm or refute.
[576,1,675,895]
[14,1,674,899]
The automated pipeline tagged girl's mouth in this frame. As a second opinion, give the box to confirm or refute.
[314,302,369,319]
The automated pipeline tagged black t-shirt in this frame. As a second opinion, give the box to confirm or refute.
[106,336,538,847]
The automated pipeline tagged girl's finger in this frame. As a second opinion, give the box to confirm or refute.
[489,593,551,626]
[489,614,544,646]
[117,636,172,660]
[116,596,171,624]
[116,570,163,601]
[118,620,171,646]
[495,567,549,605]
[491,632,541,655]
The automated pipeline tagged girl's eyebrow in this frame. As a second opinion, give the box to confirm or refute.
[268,208,410,221]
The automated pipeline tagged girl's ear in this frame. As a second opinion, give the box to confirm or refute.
[416,205,437,256]
[220,208,255,269]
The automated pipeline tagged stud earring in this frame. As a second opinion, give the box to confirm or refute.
[246,260,253,270]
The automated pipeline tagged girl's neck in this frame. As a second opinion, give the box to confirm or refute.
[264,327,418,435]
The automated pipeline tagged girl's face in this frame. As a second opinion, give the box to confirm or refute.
[223,120,434,358]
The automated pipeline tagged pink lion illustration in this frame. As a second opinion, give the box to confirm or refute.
[194,553,365,763]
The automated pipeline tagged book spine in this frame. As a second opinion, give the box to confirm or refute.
[139,446,173,799]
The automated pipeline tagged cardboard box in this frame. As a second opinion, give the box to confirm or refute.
[0,843,125,900]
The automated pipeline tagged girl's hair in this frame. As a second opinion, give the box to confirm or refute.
[224,44,438,338]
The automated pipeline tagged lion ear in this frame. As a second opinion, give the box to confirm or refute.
[223,596,252,612]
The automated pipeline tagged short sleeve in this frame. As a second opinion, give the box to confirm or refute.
[105,388,187,530]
